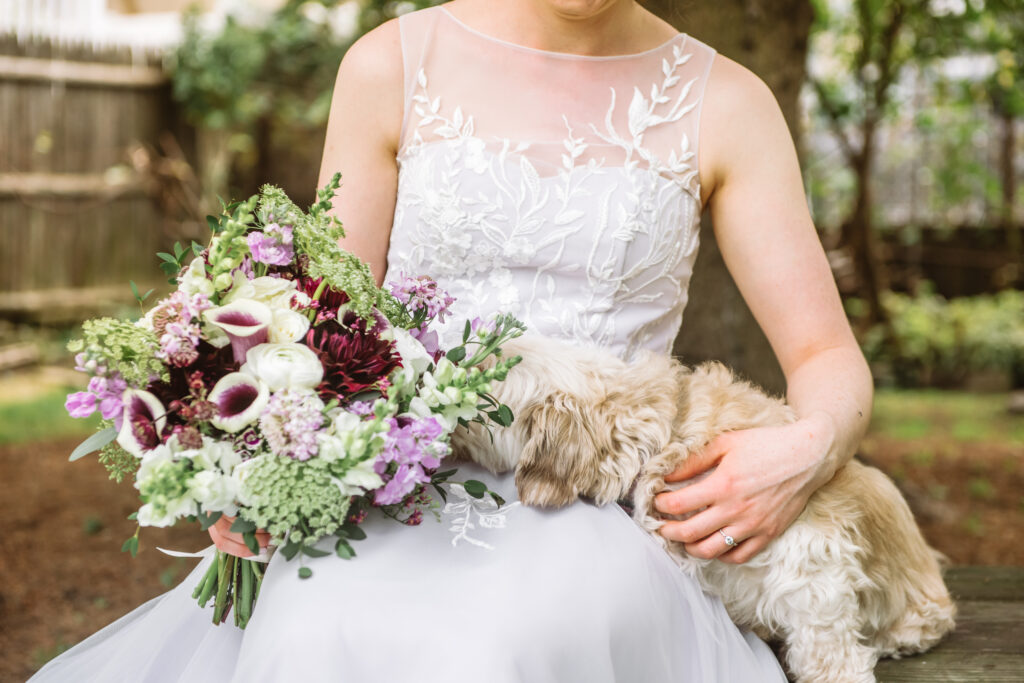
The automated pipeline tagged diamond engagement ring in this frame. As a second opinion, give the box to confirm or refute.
[718,529,738,547]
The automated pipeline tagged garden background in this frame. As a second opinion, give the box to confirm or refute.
[0,0,1021,680]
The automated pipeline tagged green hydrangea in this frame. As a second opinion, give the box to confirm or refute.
[238,454,351,543]
[67,317,168,386]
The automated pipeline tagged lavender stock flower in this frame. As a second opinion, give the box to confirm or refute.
[247,224,294,266]
[373,415,449,505]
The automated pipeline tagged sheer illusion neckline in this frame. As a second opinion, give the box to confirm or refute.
[437,7,686,61]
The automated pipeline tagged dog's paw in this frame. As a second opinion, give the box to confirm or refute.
[515,467,578,507]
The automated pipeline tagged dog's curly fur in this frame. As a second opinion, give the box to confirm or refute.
[452,336,956,683]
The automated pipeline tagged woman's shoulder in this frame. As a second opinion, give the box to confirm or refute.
[698,51,791,198]
[338,18,403,88]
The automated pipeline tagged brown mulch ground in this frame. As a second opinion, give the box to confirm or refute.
[1,435,1021,681]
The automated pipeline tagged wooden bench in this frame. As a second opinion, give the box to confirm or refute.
[875,566,1024,682]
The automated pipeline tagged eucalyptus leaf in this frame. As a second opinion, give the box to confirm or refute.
[446,346,467,363]
[69,427,118,462]
[301,545,331,558]
[298,567,313,579]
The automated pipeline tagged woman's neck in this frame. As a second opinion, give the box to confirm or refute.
[445,0,675,57]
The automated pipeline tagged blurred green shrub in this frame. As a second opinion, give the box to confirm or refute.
[167,0,349,132]
[861,287,1024,387]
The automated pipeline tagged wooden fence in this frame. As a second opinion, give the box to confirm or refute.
[0,35,178,320]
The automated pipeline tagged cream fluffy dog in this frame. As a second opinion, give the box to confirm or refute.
[452,335,956,683]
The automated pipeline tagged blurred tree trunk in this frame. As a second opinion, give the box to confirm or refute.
[648,0,814,394]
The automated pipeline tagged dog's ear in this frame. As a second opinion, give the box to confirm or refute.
[514,393,599,508]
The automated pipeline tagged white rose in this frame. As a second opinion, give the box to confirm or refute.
[268,308,311,343]
[242,343,323,392]
[178,257,215,297]
[189,470,239,516]
[392,327,434,378]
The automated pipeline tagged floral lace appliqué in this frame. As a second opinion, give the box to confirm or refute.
[443,484,522,550]
[387,41,706,359]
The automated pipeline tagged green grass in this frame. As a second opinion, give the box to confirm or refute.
[0,389,99,446]
[871,389,1024,446]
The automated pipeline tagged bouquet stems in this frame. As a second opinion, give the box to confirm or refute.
[191,551,266,629]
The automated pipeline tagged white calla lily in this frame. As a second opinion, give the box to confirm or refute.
[209,372,269,433]
[116,389,167,457]
[204,299,273,364]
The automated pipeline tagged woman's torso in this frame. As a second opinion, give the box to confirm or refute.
[384,7,716,359]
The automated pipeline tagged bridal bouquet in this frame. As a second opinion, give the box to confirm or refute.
[64,174,524,628]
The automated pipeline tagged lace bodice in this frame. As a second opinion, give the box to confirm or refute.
[384,7,716,359]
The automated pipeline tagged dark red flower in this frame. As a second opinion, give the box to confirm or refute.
[305,312,401,399]
[299,277,350,315]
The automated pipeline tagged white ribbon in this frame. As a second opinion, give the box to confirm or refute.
[158,543,274,563]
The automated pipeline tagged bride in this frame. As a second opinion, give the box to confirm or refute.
[32,1,872,681]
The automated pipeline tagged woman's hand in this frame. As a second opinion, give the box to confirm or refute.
[654,413,837,564]
[207,515,272,559]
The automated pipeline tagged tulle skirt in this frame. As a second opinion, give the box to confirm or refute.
[30,463,786,682]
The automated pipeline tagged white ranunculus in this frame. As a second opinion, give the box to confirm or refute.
[392,327,434,378]
[268,308,310,343]
[179,257,214,297]
[242,343,323,392]
[189,470,239,516]
[224,275,296,310]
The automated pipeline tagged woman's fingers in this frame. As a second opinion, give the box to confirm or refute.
[208,525,256,558]
[663,436,729,483]
[654,470,722,516]
[207,515,270,558]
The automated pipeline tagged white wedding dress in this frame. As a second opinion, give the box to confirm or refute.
[31,8,787,682]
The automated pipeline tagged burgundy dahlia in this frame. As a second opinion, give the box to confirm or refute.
[305,312,401,399]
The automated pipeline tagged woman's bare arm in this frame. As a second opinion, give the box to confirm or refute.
[317,20,404,285]
[656,55,874,563]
